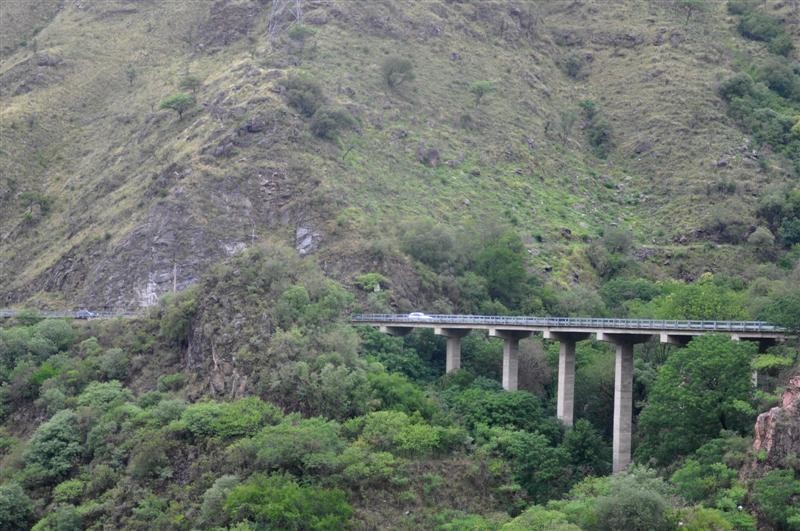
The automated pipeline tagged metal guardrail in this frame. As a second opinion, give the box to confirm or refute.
[0,309,140,320]
[350,313,788,333]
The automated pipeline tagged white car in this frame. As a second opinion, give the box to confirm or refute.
[408,312,433,320]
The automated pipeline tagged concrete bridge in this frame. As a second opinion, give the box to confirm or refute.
[351,313,787,473]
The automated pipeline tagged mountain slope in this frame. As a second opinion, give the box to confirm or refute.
[0,0,796,309]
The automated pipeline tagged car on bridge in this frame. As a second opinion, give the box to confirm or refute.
[407,312,433,320]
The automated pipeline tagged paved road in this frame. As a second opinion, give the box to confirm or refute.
[0,309,140,320]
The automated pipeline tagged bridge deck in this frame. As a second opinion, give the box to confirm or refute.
[351,314,787,339]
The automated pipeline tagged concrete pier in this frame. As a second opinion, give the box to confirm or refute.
[597,332,652,473]
[489,329,532,391]
[434,327,471,373]
[544,331,591,427]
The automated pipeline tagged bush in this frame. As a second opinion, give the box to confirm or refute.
[98,348,130,381]
[751,470,800,529]
[181,397,282,440]
[588,119,612,158]
[738,11,783,42]
[284,75,325,117]
[759,61,799,100]
[382,56,415,89]
[201,475,240,528]
[157,372,187,392]
[718,73,754,100]
[159,286,198,347]
[560,53,587,79]
[76,380,132,408]
[469,80,495,105]
[230,416,343,474]
[594,475,671,531]
[502,506,579,530]
[127,436,172,480]
[310,107,354,139]
[224,473,352,529]
[53,479,85,504]
[0,482,34,531]
[31,504,82,531]
[24,409,82,483]
[288,24,315,41]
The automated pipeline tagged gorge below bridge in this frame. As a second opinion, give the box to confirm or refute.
[351,313,788,473]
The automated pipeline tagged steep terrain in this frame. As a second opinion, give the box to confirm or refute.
[2,0,797,310]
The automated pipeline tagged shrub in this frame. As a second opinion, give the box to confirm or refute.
[224,473,352,529]
[560,53,586,79]
[230,416,343,474]
[469,80,495,105]
[157,372,187,392]
[53,479,85,504]
[310,107,354,139]
[31,504,82,531]
[288,24,315,41]
[354,273,387,292]
[502,506,580,530]
[747,226,775,259]
[381,56,415,89]
[181,397,282,440]
[33,320,75,352]
[284,75,324,117]
[594,474,671,531]
[0,482,34,531]
[779,217,800,246]
[768,33,794,56]
[738,11,783,42]
[718,73,754,100]
[97,348,130,381]
[76,380,132,408]
[24,409,82,483]
[159,286,198,347]
[751,470,800,529]
[759,61,799,100]
[159,92,195,118]
[588,119,612,158]
[201,475,240,528]
[127,436,172,480]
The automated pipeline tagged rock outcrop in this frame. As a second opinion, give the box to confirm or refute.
[744,373,800,476]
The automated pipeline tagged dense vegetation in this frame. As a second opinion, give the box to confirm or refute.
[1,0,800,529]
[1,243,798,529]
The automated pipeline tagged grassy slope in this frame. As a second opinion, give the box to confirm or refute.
[0,0,795,307]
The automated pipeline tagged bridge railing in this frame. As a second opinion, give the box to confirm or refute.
[350,314,787,333]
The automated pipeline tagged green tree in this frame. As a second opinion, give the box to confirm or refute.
[654,274,748,320]
[675,0,708,24]
[0,482,34,531]
[24,409,82,483]
[637,335,757,465]
[469,80,495,105]
[475,231,529,308]
[179,74,201,93]
[751,470,800,529]
[381,56,415,89]
[159,92,195,118]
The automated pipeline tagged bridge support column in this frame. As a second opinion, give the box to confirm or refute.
[489,329,532,391]
[544,331,591,427]
[597,332,653,474]
[435,328,471,373]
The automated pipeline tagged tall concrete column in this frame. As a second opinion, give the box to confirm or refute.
[489,329,532,391]
[612,341,634,474]
[544,331,590,427]
[597,331,652,474]
[434,328,471,373]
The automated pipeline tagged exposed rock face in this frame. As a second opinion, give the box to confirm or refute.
[745,373,800,476]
